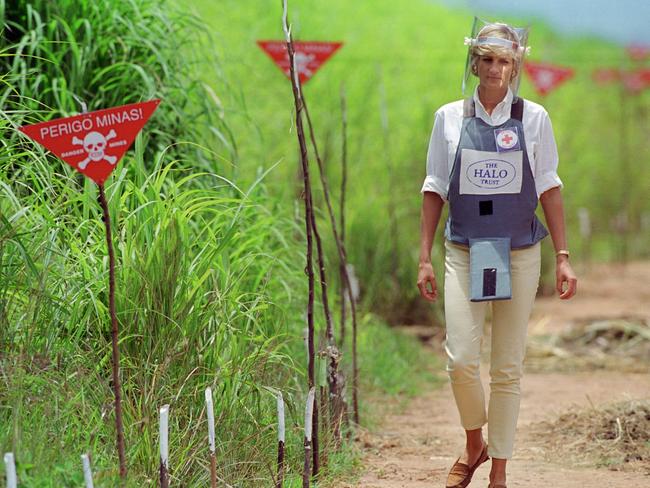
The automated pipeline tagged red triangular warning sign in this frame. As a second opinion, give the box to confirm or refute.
[19,99,160,185]
[626,44,650,62]
[257,40,342,84]
[524,62,574,96]
[592,68,620,85]
[621,68,650,93]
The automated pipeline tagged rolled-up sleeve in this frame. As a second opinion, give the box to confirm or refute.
[534,111,563,197]
[420,110,450,200]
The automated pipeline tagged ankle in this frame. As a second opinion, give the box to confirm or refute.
[490,458,507,481]
[489,470,507,481]
[464,429,485,448]
[466,438,485,450]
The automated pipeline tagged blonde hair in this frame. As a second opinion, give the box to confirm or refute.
[470,23,523,80]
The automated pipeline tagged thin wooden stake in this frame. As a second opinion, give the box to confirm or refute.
[81,454,94,488]
[339,83,348,349]
[4,453,17,488]
[276,392,285,488]
[302,387,316,488]
[300,46,361,429]
[283,11,315,389]
[159,404,170,488]
[205,387,217,488]
[282,0,320,478]
[98,184,127,481]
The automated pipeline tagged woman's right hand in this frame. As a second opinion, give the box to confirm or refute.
[417,262,438,302]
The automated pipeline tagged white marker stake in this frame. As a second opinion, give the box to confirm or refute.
[205,388,216,452]
[276,391,285,488]
[277,392,285,444]
[160,404,170,465]
[205,387,217,488]
[303,387,316,487]
[304,387,315,442]
[160,404,170,488]
[4,453,17,488]
[81,454,94,488]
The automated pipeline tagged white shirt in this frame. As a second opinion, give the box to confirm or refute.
[420,87,563,200]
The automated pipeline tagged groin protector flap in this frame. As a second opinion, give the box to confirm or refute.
[469,237,512,302]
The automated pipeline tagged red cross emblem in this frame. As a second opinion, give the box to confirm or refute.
[494,128,519,151]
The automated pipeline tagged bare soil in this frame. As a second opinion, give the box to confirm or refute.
[336,261,650,488]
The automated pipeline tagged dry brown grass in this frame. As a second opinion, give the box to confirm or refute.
[525,318,650,373]
[529,399,650,474]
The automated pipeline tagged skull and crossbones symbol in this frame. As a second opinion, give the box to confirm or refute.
[294,52,315,78]
[72,130,118,169]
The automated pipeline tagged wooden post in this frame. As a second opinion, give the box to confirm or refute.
[300,48,361,429]
[98,184,127,481]
[159,404,170,488]
[339,83,348,349]
[205,387,217,488]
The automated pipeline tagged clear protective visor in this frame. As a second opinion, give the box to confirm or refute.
[461,17,531,98]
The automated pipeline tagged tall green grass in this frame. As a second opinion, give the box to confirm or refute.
[1,122,307,485]
[2,0,236,175]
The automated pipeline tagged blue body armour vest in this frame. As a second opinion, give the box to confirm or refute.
[444,97,548,249]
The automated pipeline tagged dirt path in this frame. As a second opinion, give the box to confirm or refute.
[338,262,650,487]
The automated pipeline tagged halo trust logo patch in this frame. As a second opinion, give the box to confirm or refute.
[494,127,520,152]
[459,148,523,195]
[466,159,517,189]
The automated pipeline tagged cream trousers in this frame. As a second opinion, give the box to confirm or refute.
[443,239,541,460]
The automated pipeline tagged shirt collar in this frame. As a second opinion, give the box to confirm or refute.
[472,86,514,125]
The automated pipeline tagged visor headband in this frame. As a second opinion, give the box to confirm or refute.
[464,36,531,56]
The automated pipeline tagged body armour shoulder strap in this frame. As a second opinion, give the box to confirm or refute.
[462,96,524,122]
[510,97,524,121]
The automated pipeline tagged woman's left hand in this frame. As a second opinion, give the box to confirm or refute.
[556,257,577,299]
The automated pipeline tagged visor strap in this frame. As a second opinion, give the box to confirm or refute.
[475,36,519,52]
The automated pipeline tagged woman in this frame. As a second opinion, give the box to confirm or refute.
[417,21,577,488]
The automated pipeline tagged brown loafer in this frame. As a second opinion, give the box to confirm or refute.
[445,443,489,488]
[488,485,507,488]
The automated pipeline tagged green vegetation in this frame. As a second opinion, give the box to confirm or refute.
[2,0,648,485]
[1,0,440,485]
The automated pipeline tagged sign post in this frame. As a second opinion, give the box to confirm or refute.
[19,99,160,482]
